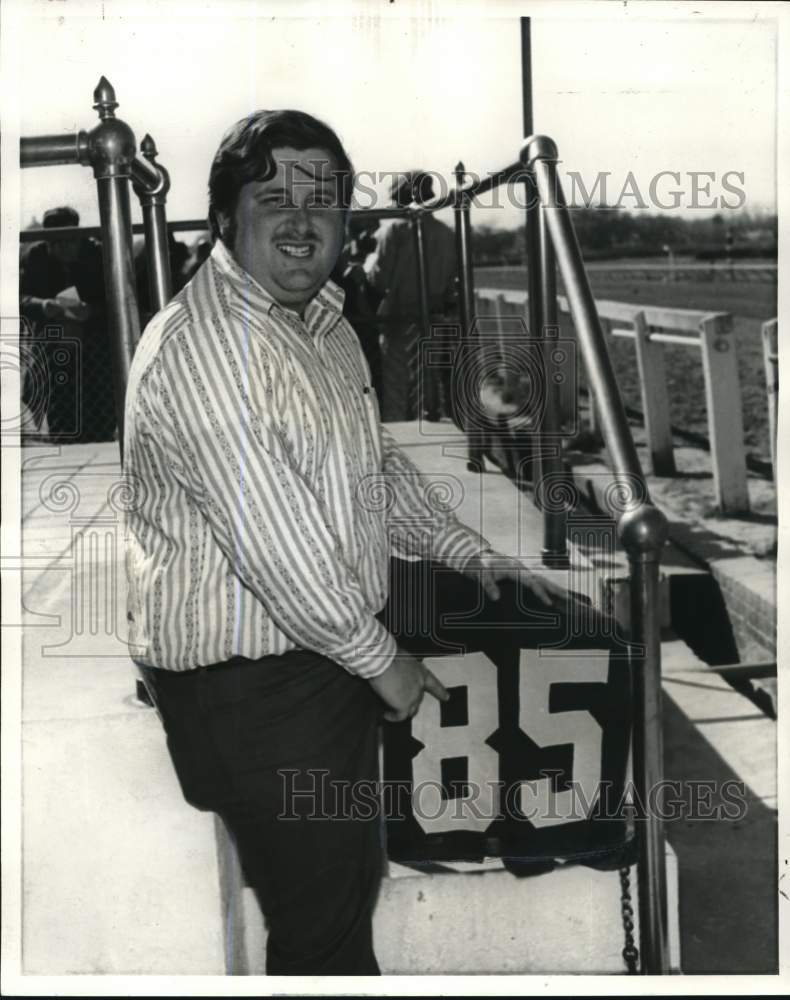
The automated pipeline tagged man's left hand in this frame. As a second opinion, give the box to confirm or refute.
[462,550,572,607]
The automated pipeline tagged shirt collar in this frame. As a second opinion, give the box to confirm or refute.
[209,238,346,336]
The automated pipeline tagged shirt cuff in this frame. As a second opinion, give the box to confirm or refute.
[431,521,493,572]
[334,614,399,680]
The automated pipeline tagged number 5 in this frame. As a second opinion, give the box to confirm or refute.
[518,648,610,828]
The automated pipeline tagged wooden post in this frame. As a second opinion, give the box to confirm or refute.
[495,293,508,368]
[632,311,676,476]
[699,313,749,513]
[762,318,778,477]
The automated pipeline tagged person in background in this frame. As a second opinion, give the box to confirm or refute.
[332,219,382,396]
[365,171,458,422]
[182,233,212,282]
[19,206,116,442]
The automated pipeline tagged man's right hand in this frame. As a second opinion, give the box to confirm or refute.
[368,651,449,723]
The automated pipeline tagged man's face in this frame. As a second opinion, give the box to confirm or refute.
[224,146,345,314]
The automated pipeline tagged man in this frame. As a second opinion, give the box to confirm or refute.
[332,221,382,397]
[20,207,116,441]
[365,171,458,422]
[123,110,562,975]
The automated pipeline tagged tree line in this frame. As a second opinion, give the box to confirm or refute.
[473,209,778,265]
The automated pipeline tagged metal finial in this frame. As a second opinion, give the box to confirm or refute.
[93,76,119,119]
[140,133,158,161]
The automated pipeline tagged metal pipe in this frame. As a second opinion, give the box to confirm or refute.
[631,554,670,973]
[524,138,644,485]
[415,160,525,214]
[86,76,142,454]
[520,21,567,562]
[131,153,162,193]
[521,63,541,344]
[411,213,433,420]
[351,206,415,220]
[20,219,211,243]
[525,132,671,973]
[134,134,173,312]
[520,18,533,137]
[536,197,569,566]
[95,179,140,451]
[620,502,671,975]
[523,186,542,339]
[139,201,172,311]
[20,132,88,167]
[453,161,485,471]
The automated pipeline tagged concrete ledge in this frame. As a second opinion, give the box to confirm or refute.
[22,711,225,975]
[233,849,681,974]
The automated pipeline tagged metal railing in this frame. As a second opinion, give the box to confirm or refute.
[20,77,671,974]
[523,134,670,972]
[21,76,173,451]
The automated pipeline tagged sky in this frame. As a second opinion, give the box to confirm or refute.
[7,0,781,233]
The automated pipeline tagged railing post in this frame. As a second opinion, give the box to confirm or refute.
[761,318,778,478]
[699,313,749,513]
[632,311,676,476]
[535,192,569,567]
[411,212,433,422]
[133,134,173,314]
[84,77,142,455]
[619,505,671,975]
[524,134,671,972]
[522,19,569,564]
[453,161,485,471]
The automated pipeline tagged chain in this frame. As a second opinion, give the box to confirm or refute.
[619,865,639,974]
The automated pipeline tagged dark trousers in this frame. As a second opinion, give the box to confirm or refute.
[140,650,384,975]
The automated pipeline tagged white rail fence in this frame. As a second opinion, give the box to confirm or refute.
[761,318,778,476]
[475,287,752,514]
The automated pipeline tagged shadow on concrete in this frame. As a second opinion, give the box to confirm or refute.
[662,694,777,974]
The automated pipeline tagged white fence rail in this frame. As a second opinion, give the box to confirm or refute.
[475,287,750,513]
[762,318,778,476]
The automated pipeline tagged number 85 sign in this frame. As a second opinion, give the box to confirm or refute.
[381,622,632,866]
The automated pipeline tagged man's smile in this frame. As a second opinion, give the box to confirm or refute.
[276,242,316,259]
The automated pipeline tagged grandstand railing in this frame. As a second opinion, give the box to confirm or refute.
[20,77,172,449]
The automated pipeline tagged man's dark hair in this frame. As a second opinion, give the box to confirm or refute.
[207,110,355,242]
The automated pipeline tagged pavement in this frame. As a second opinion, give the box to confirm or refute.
[7,424,777,977]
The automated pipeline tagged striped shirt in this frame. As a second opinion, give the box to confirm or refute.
[123,239,489,677]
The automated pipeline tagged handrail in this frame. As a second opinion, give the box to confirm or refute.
[20,132,88,167]
[19,76,173,452]
[522,133,670,973]
[524,136,645,485]
[19,221,209,243]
